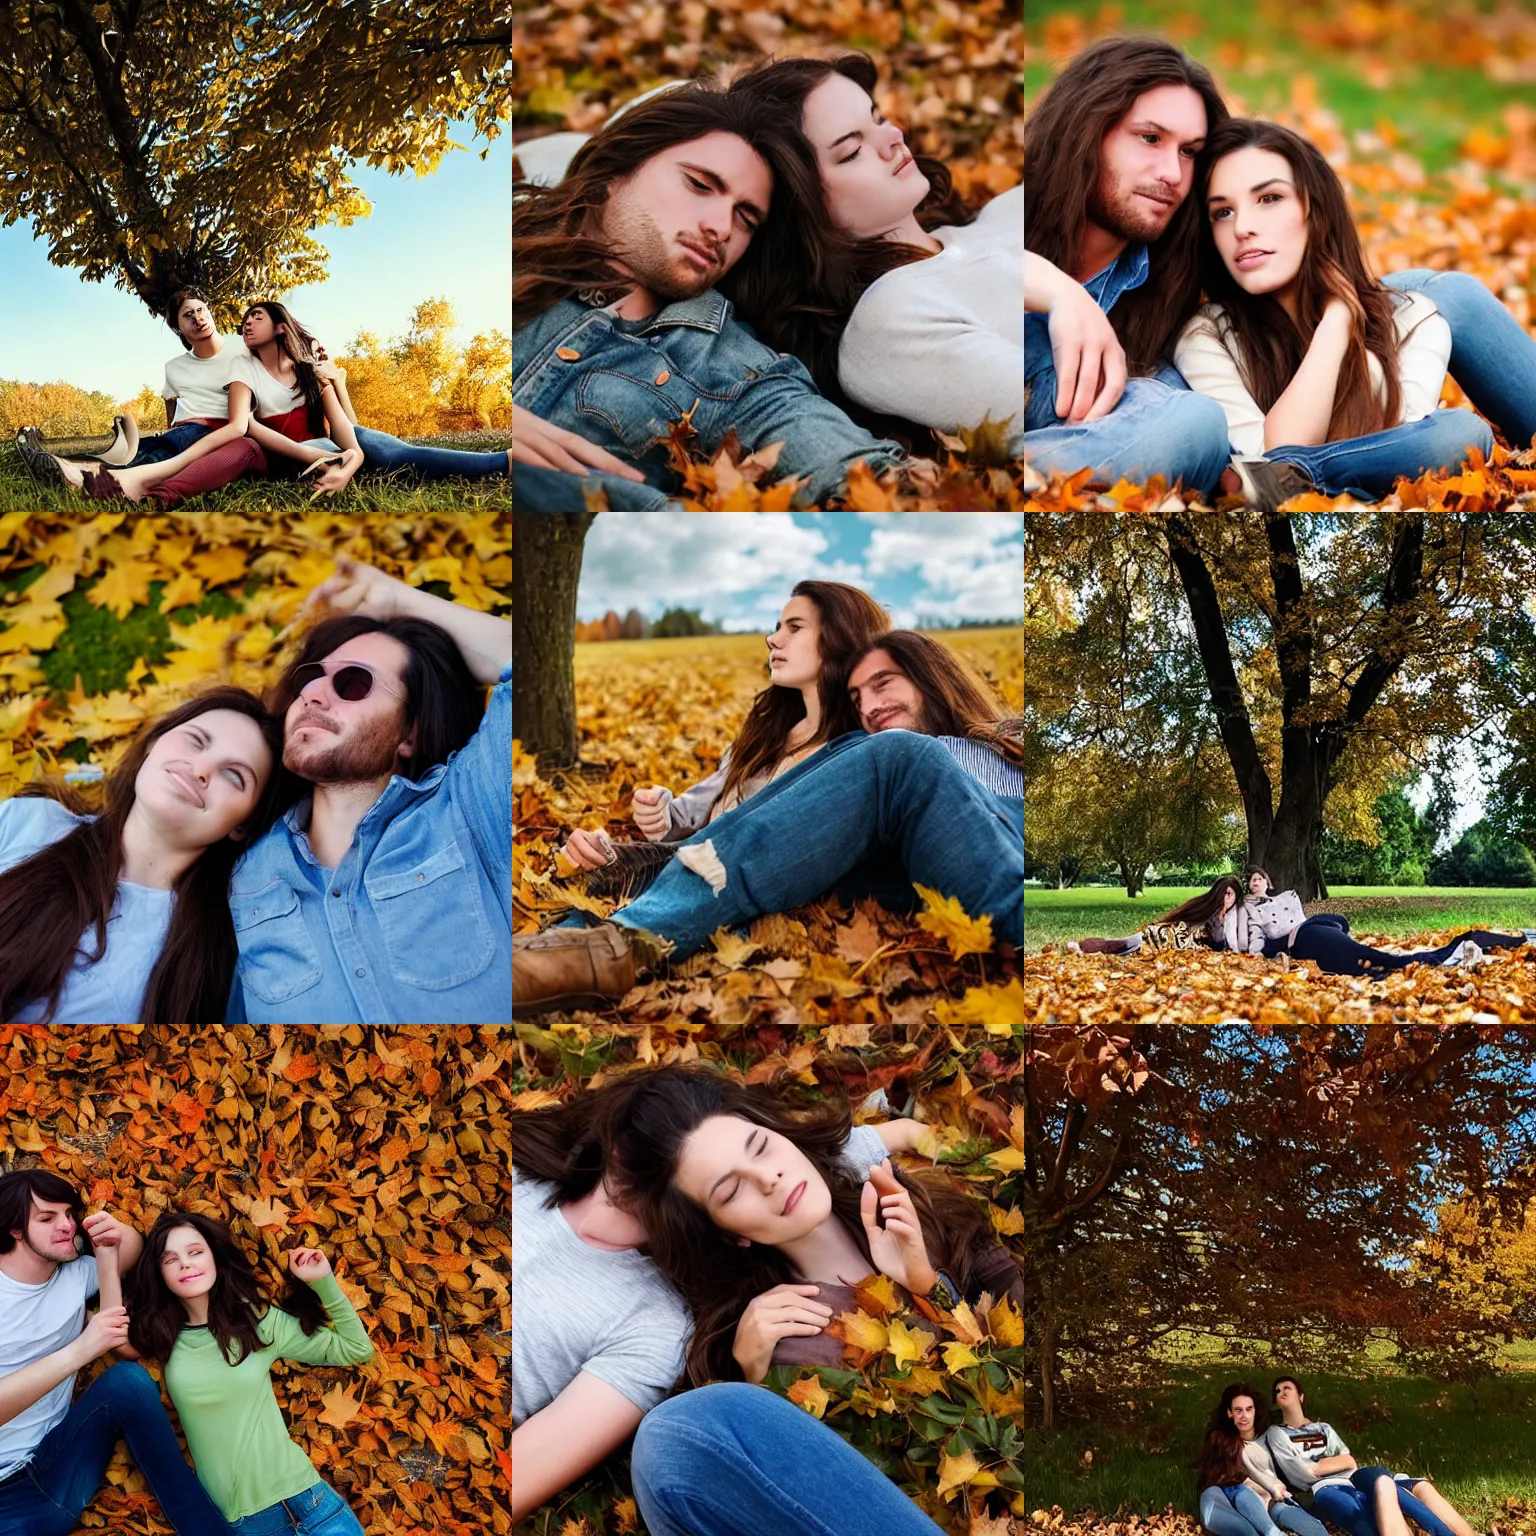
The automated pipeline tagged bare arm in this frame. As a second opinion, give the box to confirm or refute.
[874,1118,925,1155]
[0,1310,126,1428]
[510,1372,644,1521]
[1263,301,1353,450]
[1314,1455,1358,1474]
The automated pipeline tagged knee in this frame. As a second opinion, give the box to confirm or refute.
[1162,392,1232,484]
[1423,407,1493,462]
[864,728,950,771]
[632,1382,750,1471]
[96,1360,158,1402]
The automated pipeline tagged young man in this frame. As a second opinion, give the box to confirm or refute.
[0,1169,230,1536]
[226,558,511,1024]
[513,632,1023,1014]
[1265,1375,1477,1536]
[1024,37,1536,493]
[513,83,933,511]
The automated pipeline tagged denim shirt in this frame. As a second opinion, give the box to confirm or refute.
[513,290,906,508]
[225,665,511,1024]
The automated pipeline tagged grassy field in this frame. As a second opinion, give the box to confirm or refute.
[1024,885,1536,953]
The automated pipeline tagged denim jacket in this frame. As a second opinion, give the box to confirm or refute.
[513,291,907,508]
[225,666,511,1024]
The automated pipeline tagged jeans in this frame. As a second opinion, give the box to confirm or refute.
[512,460,679,509]
[128,420,219,466]
[1263,409,1492,498]
[229,1480,363,1536]
[1311,1469,1452,1536]
[0,1362,232,1536]
[1288,914,1527,977]
[1384,268,1536,450]
[1348,1466,1457,1536]
[631,1382,946,1536]
[1199,1485,1282,1536]
[303,426,507,482]
[606,731,1024,959]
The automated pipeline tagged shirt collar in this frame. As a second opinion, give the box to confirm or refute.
[1081,243,1150,314]
[624,289,729,336]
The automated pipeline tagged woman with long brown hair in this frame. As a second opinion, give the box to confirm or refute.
[0,689,283,1022]
[1176,119,1496,500]
[1069,874,1244,956]
[1196,1383,1326,1536]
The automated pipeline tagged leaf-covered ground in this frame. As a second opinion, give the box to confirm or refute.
[1023,1501,1536,1536]
[0,1025,511,1536]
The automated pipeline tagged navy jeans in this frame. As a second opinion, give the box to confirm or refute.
[127,421,219,466]
[512,460,679,509]
[1311,1468,1457,1536]
[304,427,508,482]
[1264,409,1492,499]
[1288,914,1527,977]
[0,1362,231,1536]
[229,1479,363,1536]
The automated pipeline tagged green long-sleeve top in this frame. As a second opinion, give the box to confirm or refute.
[162,1273,375,1521]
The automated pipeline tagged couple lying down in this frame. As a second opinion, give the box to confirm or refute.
[1072,866,1536,977]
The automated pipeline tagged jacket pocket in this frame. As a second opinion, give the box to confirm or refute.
[232,880,323,1005]
[363,838,494,990]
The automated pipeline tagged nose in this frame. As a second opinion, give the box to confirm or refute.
[879,121,905,156]
[698,200,732,246]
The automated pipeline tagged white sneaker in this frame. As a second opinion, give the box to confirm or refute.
[1441,940,1484,968]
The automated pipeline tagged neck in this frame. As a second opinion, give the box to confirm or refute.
[777,1214,873,1286]
[1074,219,1128,284]
[1283,1406,1307,1427]
[882,212,943,253]
[0,1245,58,1285]
[791,685,822,745]
[182,1294,210,1327]
[256,339,289,369]
[120,805,202,889]
[1276,283,1301,325]
[306,775,393,869]
[613,285,660,321]
[190,332,221,360]
[559,1189,639,1252]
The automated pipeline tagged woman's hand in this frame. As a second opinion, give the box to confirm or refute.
[513,403,646,482]
[303,554,406,622]
[860,1160,938,1296]
[301,447,362,498]
[632,787,671,840]
[730,1283,834,1384]
[287,1247,333,1285]
[563,828,616,870]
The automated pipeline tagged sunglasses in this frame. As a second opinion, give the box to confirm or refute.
[291,660,403,704]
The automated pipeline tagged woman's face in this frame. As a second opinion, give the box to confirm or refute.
[673,1114,833,1245]
[133,708,272,851]
[240,306,280,349]
[799,72,929,238]
[159,1224,218,1305]
[1247,870,1271,898]
[1227,1394,1257,1437]
[1206,146,1308,301]
[1221,885,1237,915]
[766,595,822,689]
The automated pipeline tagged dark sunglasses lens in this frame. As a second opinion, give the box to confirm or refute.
[333,666,374,702]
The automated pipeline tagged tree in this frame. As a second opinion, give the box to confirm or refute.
[0,3,510,319]
[1318,783,1440,885]
[1428,819,1536,886]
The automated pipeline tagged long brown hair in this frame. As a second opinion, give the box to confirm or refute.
[1025,37,1230,375]
[0,688,284,1024]
[720,53,977,404]
[242,301,326,436]
[720,580,890,804]
[604,1065,1015,1386]
[1195,119,1403,440]
[1196,1381,1269,1490]
[1156,875,1244,928]
[848,631,1025,768]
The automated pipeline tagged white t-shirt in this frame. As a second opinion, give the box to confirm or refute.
[1173,291,1450,456]
[838,183,1024,453]
[0,1254,100,1477]
[229,351,306,420]
[161,336,251,423]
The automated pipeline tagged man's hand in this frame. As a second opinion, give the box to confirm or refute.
[632,787,671,840]
[303,554,406,623]
[81,1212,130,1251]
[1048,281,1128,423]
[513,403,645,482]
[77,1306,130,1363]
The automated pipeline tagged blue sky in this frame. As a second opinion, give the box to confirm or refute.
[0,118,509,402]
[576,513,1025,631]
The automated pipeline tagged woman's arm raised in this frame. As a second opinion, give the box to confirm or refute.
[510,1372,645,1521]
[1262,299,1353,450]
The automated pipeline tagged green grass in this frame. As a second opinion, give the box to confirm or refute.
[1028,1357,1536,1524]
[0,433,509,513]
[1025,0,1536,179]
[1024,885,1536,953]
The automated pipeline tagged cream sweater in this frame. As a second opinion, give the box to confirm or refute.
[1173,291,1450,456]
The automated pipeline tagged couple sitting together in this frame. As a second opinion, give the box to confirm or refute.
[512,52,1022,510]
[1026,38,1536,503]
[0,560,511,1024]
[0,1167,373,1536]
[512,1063,1024,1534]
[15,289,510,505]
[1073,865,1536,978]
[512,580,1024,1014]
[1199,1379,1479,1536]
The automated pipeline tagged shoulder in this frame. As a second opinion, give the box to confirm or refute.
[1389,288,1441,332]
[0,795,84,864]
[1175,303,1231,351]
[969,183,1023,235]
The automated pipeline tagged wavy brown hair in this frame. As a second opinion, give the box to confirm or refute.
[1156,875,1245,929]
[242,301,327,436]
[603,1065,1021,1386]
[719,580,890,804]
[1195,119,1403,441]
[1196,1381,1270,1490]
[1026,37,1230,375]
[0,688,283,1025]
[848,630,1025,768]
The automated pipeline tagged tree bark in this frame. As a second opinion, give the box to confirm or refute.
[512,510,598,766]
[1120,860,1145,898]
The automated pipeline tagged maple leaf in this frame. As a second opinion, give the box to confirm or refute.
[934,979,1024,1032]
[936,1448,984,1499]
[317,1385,361,1430]
[190,546,248,586]
[914,885,996,959]
[786,1373,831,1418]
[87,558,159,620]
[157,571,206,613]
[831,1309,889,1354]
[886,1318,936,1371]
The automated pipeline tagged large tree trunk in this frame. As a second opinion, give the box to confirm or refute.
[511,510,598,767]
[1120,859,1145,898]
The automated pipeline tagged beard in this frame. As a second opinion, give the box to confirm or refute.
[1087,168,1180,245]
[284,709,404,784]
[27,1231,76,1264]
[605,196,720,303]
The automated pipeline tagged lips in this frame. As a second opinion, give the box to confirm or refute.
[783,1180,806,1217]
[295,713,338,735]
[869,708,904,730]
[677,238,719,272]
[165,766,205,808]
[893,150,915,175]
[1236,249,1273,268]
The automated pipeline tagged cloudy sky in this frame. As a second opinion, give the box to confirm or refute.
[575,513,1024,631]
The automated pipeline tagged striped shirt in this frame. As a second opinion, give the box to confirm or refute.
[938,736,1023,797]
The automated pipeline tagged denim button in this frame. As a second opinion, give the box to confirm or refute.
[355,967,366,977]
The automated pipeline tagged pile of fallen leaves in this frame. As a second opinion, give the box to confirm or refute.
[1023,934,1536,1024]
[0,1024,512,1536]
[1024,1507,1202,1536]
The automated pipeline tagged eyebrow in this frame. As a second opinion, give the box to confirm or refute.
[829,102,879,151]
[1132,120,1205,146]
[849,667,901,698]
[1208,178,1289,205]
[184,724,257,783]
[678,162,766,224]
[707,1128,759,1201]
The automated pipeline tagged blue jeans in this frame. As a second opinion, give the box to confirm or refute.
[512,460,679,509]
[606,731,1024,960]
[128,420,218,466]
[229,1480,363,1536]
[631,1382,946,1536]
[1199,1485,1283,1536]
[1263,409,1492,498]
[0,1362,232,1536]
[1348,1466,1458,1536]
[1311,1469,1454,1536]
[303,426,507,482]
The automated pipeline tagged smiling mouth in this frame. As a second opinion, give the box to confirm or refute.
[869,708,904,729]
[783,1181,806,1217]
[166,767,205,808]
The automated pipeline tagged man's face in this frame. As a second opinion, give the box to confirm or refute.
[1274,1380,1303,1414]
[177,298,215,345]
[18,1197,79,1264]
[1090,84,1208,245]
[602,131,772,302]
[283,632,414,784]
[849,648,927,734]
[1248,870,1270,898]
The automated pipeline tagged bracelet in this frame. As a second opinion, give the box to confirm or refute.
[922,1270,960,1310]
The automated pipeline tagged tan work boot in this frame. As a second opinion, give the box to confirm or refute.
[513,922,638,1015]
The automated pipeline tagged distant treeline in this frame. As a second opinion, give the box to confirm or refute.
[574,607,724,642]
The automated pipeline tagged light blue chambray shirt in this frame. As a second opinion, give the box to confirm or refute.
[225,665,510,1024]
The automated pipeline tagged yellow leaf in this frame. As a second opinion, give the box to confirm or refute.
[87,558,158,620]
[786,1374,830,1419]
[886,1318,935,1371]
[853,1272,899,1317]
[709,929,759,969]
[987,1297,1024,1347]
[158,571,206,612]
[937,1448,982,1499]
[190,546,248,586]
[934,978,1024,1032]
[985,1147,1024,1174]
[831,1309,889,1354]
[942,1342,981,1371]
[913,884,995,959]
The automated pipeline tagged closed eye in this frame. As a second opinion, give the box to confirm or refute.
[684,175,760,232]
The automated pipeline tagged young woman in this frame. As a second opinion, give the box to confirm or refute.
[724,53,1023,453]
[1069,874,1245,957]
[560,579,890,892]
[509,1068,927,1520]
[1176,119,1495,500]
[0,689,283,1023]
[1197,1383,1328,1536]
[120,1212,374,1536]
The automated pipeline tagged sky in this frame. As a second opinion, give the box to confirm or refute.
[0,118,509,402]
[574,513,1026,631]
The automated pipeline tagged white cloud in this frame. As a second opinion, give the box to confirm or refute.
[864,514,1023,622]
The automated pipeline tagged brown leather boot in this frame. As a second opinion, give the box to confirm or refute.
[513,922,638,1015]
